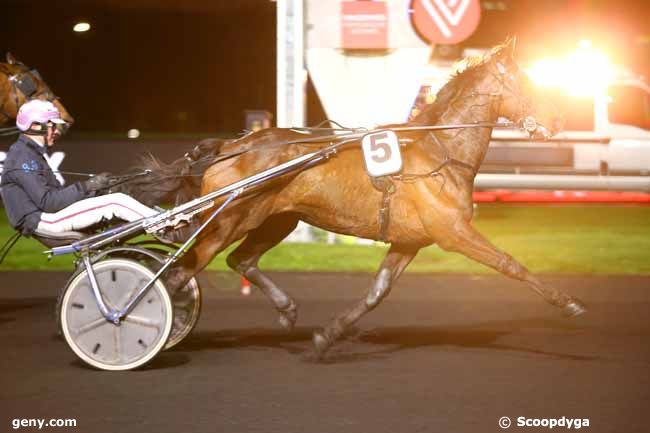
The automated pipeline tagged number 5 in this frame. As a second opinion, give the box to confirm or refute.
[370,132,392,163]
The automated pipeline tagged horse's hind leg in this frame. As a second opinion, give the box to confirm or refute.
[163,213,249,294]
[437,221,586,316]
[226,214,300,330]
[313,244,419,358]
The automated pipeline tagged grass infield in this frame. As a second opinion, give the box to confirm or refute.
[1,204,649,274]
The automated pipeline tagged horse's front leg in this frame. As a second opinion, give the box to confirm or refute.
[313,244,419,358]
[435,219,587,316]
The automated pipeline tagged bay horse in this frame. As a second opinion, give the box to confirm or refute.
[0,53,73,128]
[133,39,586,357]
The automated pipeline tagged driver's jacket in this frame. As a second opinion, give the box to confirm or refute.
[1,134,87,235]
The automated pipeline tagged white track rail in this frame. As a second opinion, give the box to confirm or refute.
[475,174,650,192]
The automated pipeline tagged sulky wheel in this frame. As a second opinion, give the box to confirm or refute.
[125,245,202,350]
[75,244,202,350]
[59,258,172,371]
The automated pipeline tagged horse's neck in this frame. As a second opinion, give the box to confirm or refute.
[0,78,12,127]
[434,83,498,173]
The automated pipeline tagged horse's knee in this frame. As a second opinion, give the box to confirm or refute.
[225,252,242,272]
[226,251,256,274]
[436,232,463,252]
[366,268,392,310]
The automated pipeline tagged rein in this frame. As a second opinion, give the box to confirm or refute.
[0,125,19,136]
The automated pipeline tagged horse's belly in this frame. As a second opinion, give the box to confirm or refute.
[280,166,430,245]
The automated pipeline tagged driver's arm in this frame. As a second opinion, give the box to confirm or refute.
[11,167,87,213]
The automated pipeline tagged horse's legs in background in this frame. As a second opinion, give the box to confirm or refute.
[313,244,419,358]
[163,215,245,294]
[226,214,300,330]
[437,221,586,316]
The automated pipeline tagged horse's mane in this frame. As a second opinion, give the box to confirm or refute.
[409,43,507,126]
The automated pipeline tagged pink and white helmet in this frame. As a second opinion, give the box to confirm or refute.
[16,100,67,132]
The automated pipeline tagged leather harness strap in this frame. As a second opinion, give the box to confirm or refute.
[369,131,478,242]
[369,176,396,242]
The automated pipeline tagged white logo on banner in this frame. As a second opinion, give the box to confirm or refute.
[421,0,472,39]
[362,131,402,177]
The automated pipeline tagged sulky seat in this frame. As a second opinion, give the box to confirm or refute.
[32,228,85,248]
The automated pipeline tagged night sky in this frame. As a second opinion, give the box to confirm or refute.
[2,0,649,134]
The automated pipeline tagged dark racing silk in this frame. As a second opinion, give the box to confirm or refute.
[1,134,86,235]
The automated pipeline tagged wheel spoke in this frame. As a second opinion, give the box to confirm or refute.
[123,314,162,330]
[73,317,108,336]
[114,324,122,362]
[114,276,150,310]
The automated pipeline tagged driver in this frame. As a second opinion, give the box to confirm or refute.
[1,100,158,236]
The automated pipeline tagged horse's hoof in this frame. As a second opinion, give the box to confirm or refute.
[312,331,330,359]
[562,297,587,317]
[277,302,298,331]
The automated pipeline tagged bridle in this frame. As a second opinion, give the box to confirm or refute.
[489,59,547,137]
[0,64,60,136]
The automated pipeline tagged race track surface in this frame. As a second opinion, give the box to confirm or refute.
[1,272,649,433]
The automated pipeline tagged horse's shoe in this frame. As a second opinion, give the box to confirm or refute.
[312,331,331,359]
[277,301,298,331]
[561,297,587,317]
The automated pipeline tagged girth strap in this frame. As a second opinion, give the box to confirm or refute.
[370,176,396,243]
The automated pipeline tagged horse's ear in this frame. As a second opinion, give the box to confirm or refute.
[6,52,16,64]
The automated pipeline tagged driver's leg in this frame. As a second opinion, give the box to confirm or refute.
[37,193,158,233]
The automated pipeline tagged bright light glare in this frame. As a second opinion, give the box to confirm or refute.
[73,22,91,33]
[578,39,592,49]
[127,129,140,139]
[527,45,614,97]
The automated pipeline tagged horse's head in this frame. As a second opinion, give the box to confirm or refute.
[0,53,74,127]
[486,38,563,139]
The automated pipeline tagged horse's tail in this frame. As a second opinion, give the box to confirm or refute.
[116,138,229,207]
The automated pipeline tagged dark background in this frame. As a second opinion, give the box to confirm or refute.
[2,0,649,135]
